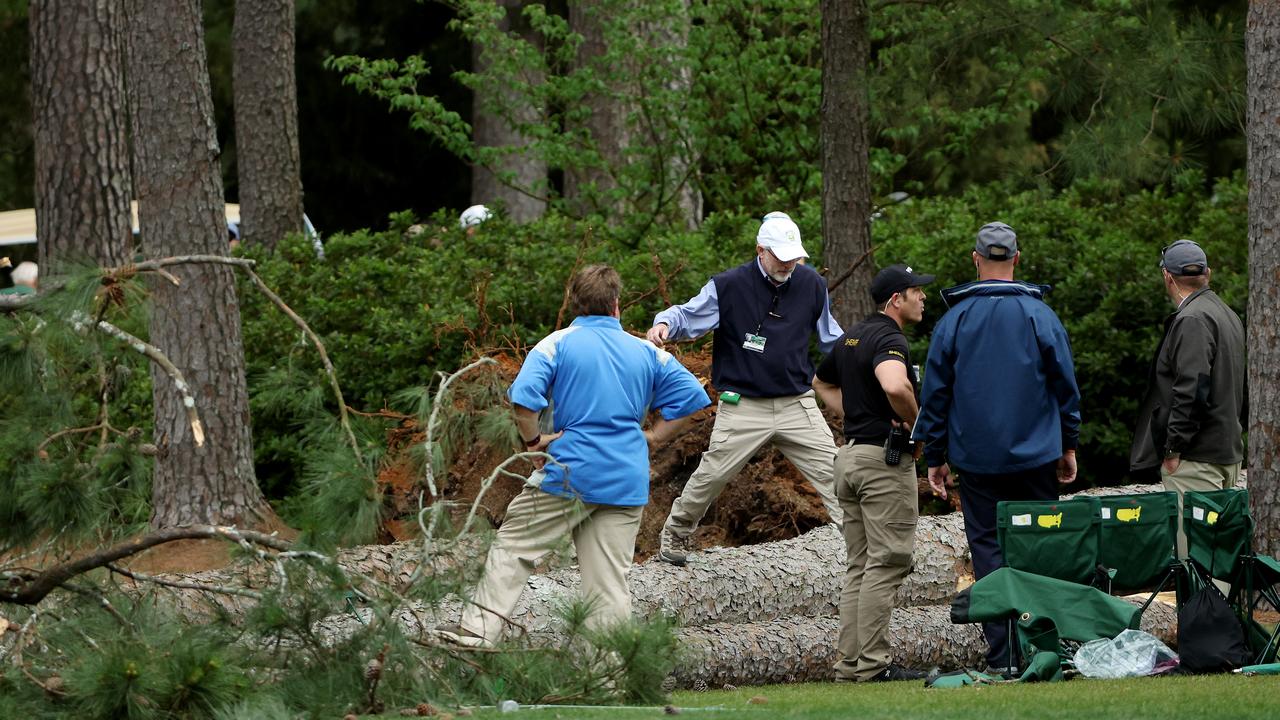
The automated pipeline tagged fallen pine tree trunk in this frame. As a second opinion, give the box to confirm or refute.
[668,597,1179,688]
[129,483,1163,628]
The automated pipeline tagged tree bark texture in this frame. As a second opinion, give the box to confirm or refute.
[30,0,132,272]
[153,484,1160,629]
[125,0,271,529]
[1247,0,1280,558]
[819,0,875,328]
[562,0,700,227]
[232,0,304,251]
[471,0,547,223]
[668,599,1178,688]
[563,0,623,215]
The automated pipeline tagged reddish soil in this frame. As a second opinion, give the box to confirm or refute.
[50,345,954,574]
[374,345,954,562]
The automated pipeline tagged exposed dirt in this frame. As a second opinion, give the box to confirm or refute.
[372,345,952,562]
[60,344,952,574]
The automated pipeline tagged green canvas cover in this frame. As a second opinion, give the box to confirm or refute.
[1099,492,1179,592]
[951,567,1141,642]
[997,497,1101,584]
[1184,488,1252,580]
[1235,554,1280,664]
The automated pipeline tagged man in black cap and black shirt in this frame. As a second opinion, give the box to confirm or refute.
[813,264,940,683]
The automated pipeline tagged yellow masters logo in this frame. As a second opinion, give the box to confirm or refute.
[1116,506,1142,523]
[1037,513,1063,529]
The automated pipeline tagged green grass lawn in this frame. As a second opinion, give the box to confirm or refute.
[446,674,1280,719]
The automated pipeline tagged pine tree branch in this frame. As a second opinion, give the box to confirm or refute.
[244,268,362,463]
[0,525,292,606]
[114,254,258,274]
[423,358,498,498]
[78,313,205,448]
[826,243,880,293]
[106,563,264,600]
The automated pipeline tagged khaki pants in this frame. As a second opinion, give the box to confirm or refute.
[460,486,644,644]
[663,392,841,537]
[831,443,917,681]
[1162,458,1240,559]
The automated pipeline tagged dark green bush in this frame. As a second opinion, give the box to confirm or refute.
[868,171,1247,484]
[242,173,1246,495]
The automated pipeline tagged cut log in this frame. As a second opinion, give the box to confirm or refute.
[669,597,1179,688]
[133,483,1163,628]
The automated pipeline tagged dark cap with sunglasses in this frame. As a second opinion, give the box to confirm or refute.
[1160,239,1208,276]
[871,264,935,304]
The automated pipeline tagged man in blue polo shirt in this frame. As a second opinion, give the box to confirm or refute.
[438,264,709,646]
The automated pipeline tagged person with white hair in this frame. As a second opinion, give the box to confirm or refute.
[1,260,37,295]
[646,211,845,565]
[459,204,492,234]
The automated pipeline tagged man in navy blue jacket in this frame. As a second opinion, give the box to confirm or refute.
[913,221,1081,673]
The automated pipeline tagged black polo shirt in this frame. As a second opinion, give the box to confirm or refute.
[815,312,918,443]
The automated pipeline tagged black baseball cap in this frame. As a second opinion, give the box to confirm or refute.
[871,264,936,304]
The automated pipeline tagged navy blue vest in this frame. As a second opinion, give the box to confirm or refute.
[711,259,828,398]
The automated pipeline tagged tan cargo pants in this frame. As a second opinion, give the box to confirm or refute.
[663,391,842,538]
[831,443,918,681]
[1162,458,1240,559]
[460,485,644,644]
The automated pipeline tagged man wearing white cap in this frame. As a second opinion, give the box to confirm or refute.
[647,211,844,565]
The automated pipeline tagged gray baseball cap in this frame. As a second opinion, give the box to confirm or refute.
[1160,239,1208,276]
[975,222,1018,260]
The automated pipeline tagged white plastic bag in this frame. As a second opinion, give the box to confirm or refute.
[1073,629,1178,679]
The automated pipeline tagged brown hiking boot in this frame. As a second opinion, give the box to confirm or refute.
[658,527,692,566]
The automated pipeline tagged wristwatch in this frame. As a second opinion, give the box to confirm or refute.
[523,434,541,448]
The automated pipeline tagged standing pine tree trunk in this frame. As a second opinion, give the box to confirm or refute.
[125,0,274,529]
[563,0,626,217]
[1247,0,1280,558]
[232,0,303,251]
[820,0,874,328]
[472,0,547,223]
[30,0,132,272]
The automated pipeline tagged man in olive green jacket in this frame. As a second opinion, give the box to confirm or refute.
[1130,239,1246,556]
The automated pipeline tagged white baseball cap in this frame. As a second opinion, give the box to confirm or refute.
[756,211,808,262]
[459,204,492,229]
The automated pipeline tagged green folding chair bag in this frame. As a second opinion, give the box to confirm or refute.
[951,567,1142,642]
[1233,555,1280,664]
[997,497,1102,584]
[1100,492,1179,593]
[1184,488,1252,580]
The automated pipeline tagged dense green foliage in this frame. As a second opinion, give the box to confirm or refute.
[871,170,1248,482]
[330,0,1247,233]
[239,172,1247,497]
[0,557,680,718]
[0,268,155,546]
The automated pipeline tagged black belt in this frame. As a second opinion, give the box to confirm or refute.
[847,437,887,447]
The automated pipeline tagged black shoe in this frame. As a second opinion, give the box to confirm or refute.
[867,664,927,682]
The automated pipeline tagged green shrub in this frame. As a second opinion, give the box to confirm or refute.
[869,171,1247,483]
